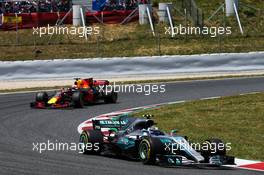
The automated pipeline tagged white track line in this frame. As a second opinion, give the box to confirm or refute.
[239,92,260,96]
[0,89,59,95]
[200,96,221,100]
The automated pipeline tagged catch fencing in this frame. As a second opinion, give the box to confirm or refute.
[0,1,263,60]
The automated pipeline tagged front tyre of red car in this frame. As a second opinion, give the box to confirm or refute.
[35,92,49,104]
[72,91,84,108]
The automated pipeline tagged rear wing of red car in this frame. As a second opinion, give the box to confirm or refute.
[93,80,110,86]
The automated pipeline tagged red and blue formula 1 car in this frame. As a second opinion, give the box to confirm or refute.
[30,78,117,109]
[79,114,235,168]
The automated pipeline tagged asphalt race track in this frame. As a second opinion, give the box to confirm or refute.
[1,77,264,175]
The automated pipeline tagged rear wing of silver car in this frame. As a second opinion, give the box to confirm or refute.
[92,119,127,130]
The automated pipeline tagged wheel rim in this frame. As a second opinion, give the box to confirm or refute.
[139,142,149,160]
[79,133,88,151]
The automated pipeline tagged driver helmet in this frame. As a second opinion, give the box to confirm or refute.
[74,79,83,89]
[147,126,159,133]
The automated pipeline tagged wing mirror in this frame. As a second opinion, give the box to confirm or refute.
[170,129,179,136]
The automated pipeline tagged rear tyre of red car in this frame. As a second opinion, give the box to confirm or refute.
[104,91,118,104]
[79,130,104,154]
[72,91,84,108]
[36,92,48,103]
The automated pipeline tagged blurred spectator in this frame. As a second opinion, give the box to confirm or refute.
[0,0,143,14]
[102,0,138,11]
[0,0,70,14]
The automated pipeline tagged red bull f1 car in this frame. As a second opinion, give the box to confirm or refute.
[30,78,117,109]
[79,115,235,168]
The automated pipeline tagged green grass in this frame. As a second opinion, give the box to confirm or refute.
[196,0,264,14]
[0,0,263,61]
[0,23,263,61]
[134,93,264,161]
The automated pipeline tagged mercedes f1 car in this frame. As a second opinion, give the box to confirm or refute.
[79,115,235,168]
[30,78,117,109]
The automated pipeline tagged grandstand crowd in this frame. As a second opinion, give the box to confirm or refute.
[0,0,148,14]
[0,0,70,14]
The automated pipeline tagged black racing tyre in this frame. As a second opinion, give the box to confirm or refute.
[104,91,118,103]
[79,130,104,154]
[72,91,84,108]
[138,137,166,165]
[36,92,48,103]
[201,138,226,160]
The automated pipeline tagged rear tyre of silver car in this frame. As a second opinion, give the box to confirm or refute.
[79,130,104,154]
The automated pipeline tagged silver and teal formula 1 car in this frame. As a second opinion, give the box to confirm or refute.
[79,115,235,168]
